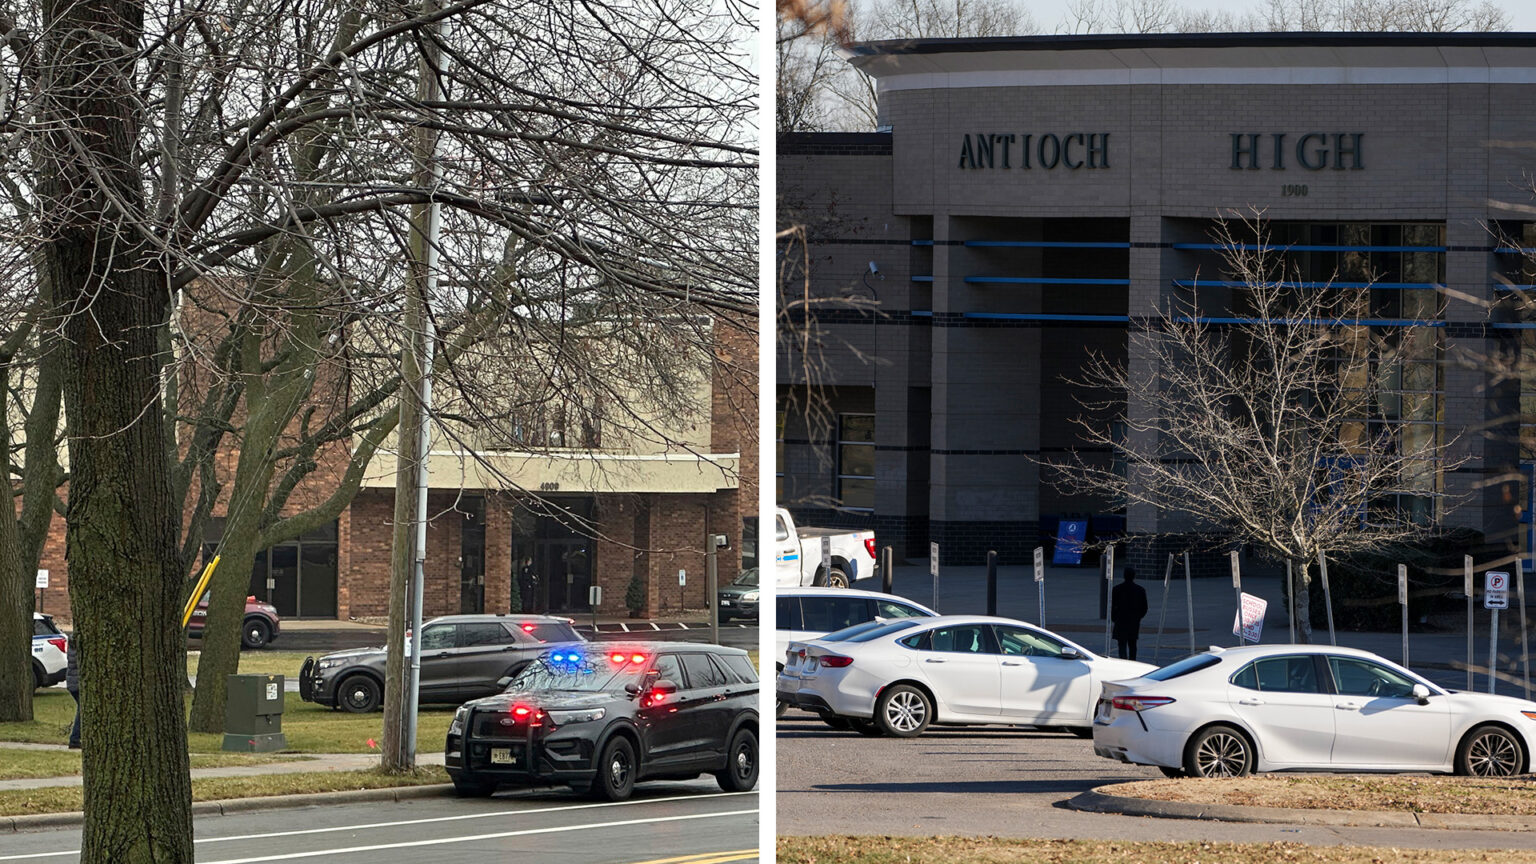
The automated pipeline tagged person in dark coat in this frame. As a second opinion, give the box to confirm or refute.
[65,631,81,749]
[1110,567,1149,661]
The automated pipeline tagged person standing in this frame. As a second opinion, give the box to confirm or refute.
[65,630,81,749]
[1110,567,1149,661]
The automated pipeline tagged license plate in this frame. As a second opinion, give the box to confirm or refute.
[720,598,731,606]
[490,748,517,765]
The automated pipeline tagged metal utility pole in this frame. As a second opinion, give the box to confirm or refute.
[402,11,447,767]
[706,533,727,645]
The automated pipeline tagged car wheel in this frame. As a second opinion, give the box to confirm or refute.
[875,684,932,737]
[32,662,44,691]
[849,718,884,737]
[591,736,637,801]
[818,712,851,731]
[242,618,271,650]
[716,728,759,792]
[825,567,850,589]
[1183,724,1253,778]
[776,700,788,718]
[451,775,498,797]
[1158,766,1186,779]
[1457,724,1523,777]
[337,674,382,713]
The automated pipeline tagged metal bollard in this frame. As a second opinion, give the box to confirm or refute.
[986,550,998,616]
[881,546,894,594]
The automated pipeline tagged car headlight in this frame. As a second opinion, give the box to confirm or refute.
[546,707,605,726]
[449,706,468,736]
[317,658,342,671]
[742,591,759,602]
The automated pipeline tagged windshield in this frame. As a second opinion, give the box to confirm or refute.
[507,651,647,693]
[732,569,759,588]
[1144,653,1222,681]
[841,619,922,643]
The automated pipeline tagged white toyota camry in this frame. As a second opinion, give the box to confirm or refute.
[1093,644,1536,778]
[775,614,1155,737]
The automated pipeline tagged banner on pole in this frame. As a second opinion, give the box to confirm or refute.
[1052,520,1086,565]
[1232,592,1267,643]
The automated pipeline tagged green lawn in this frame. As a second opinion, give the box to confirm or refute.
[3,672,453,756]
[0,748,307,780]
[0,767,449,817]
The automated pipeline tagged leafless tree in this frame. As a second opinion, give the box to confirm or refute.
[778,0,1036,132]
[1062,0,1508,32]
[1044,215,1464,640]
[2,0,753,855]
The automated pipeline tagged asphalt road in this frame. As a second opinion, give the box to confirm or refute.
[0,782,758,863]
[775,710,1536,850]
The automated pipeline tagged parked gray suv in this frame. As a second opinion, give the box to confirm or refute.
[298,614,585,713]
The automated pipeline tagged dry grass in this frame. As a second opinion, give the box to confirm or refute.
[778,836,1536,864]
[1108,775,1536,815]
[0,749,306,780]
[0,767,449,817]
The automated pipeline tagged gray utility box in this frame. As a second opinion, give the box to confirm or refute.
[222,673,288,752]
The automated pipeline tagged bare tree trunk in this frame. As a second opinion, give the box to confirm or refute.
[39,0,194,857]
[0,373,31,721]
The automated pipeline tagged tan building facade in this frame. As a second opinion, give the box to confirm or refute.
[780,33,1536,574]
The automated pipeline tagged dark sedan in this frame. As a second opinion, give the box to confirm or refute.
[446,642,759,800]
[717,568,759,622]
[299,614,584,712]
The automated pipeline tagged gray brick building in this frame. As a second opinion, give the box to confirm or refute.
[778,32,1536,574]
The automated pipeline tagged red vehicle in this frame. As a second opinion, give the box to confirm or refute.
[187,596,281,649]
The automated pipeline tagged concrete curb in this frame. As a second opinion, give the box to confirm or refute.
[3,784,453,833]
[1068,786,1536,831]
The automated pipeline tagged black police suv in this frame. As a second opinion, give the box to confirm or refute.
[445,642,759,801]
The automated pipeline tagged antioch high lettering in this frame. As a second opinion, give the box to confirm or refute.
[958,133,1110,170]
[1230,132,1364,170]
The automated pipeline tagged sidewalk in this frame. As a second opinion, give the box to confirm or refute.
[0,741,443,792]
[875,559,1536,695]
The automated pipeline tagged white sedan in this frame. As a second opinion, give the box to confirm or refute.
[1093,644,1536,778]
[775,614,1155,737]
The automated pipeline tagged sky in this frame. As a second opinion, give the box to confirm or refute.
[1023,0,1536,32]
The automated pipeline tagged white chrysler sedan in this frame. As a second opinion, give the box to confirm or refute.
[1093,644,1536,778]
[776,614,1154,737]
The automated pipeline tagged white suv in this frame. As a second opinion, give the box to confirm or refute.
[32,613,67,689]
[774,587,936,717]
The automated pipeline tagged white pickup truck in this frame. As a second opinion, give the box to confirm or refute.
[773,507,879,588]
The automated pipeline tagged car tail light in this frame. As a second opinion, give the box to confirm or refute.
[1111,696,1175,711]
[47,637,66,653]
[522,623,538,632]
[246,595,257,602]
[818,654,854,668]
[864,537,877,558]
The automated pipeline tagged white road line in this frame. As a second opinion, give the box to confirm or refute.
[678,624,690,630]
[0,792,757,861]
[199,809,758,864]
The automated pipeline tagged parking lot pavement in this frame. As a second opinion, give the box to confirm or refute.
[0,782,758,864]
[775,710,1536,850]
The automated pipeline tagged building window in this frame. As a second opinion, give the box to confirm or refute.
[837,413,874,511]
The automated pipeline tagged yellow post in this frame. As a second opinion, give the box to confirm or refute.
[181,555,221,629]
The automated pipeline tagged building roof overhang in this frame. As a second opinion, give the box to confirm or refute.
[844,31,1536,89]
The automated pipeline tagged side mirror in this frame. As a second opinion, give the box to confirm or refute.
[652,679,679,696]
[1412,683,1431,705]
[624,682,641,697]
[496,676,514,690]
[1060,647,1083,660]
